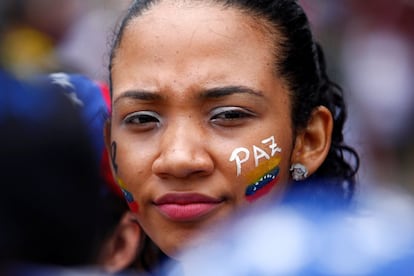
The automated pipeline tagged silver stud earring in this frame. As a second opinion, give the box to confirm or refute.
[290,163,308,181]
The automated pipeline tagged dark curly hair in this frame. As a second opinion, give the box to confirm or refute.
[108,0,360,272]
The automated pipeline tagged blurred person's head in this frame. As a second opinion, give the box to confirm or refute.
[44,72,143,273]
[0,70,140,273]
[38,72,142,273]
[0,71,104,265]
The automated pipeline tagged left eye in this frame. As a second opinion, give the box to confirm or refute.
[210,107,255,126]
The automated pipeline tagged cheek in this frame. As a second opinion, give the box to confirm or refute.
[117,177,140,213]
[243,156,282,203]
[110,139,150,214]
[228,135,290,203]
[243,156,281,202]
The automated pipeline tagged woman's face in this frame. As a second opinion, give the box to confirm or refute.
[109,1,295,257]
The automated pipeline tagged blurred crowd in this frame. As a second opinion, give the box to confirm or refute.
[0,0,131,81]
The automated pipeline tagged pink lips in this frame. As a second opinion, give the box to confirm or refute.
[154,193,223,222]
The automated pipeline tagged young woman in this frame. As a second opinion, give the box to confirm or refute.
[105,0,359,272]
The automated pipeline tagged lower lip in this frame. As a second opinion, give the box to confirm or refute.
[155,203,221,222]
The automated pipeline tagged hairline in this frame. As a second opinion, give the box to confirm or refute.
[108,0,288,97]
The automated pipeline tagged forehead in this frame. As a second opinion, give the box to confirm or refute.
[112,0,280,95]
[129,0,271,34]
[121,1,273,54]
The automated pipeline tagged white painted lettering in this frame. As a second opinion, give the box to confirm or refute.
[253,145,270,167]
[229,136,282,176]
[262,136,282,156]
[229,147,250,176]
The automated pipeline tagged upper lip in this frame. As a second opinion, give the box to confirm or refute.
[153,192,224,205]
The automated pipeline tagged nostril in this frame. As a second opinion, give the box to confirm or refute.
[154,164,213,179]
[193,169,211,177]
[152,150,214,179]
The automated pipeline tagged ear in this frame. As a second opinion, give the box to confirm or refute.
[291,106,333,177]
[98,212,141,273]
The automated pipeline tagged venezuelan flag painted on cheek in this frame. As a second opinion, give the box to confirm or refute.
[117,178,139,213]
[244,156,281,202]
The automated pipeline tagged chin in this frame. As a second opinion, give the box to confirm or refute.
[164,226,218,260]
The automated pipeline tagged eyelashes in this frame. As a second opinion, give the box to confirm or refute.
[123,107,256,129]
[124,111,161,124]
[123,111,161,130]
[210,107,255,120]
[210,107,256,126]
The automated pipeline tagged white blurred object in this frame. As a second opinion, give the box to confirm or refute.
[166,188,414,275]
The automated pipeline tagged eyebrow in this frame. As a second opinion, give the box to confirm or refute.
[114,85,264,105]
[200,86,264,99]
[114,90,162,105]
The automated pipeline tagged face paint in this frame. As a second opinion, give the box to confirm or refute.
[117,178,139,213]
[111,141,139,212]
[244,156,281,202]
[261,136,282,157]
[228,135,282,202]
[110,141,118,174]
[229,135,282,176]
[229,147,250,176]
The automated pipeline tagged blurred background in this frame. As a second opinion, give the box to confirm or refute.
[1,0,413,197]
[300,0,414,198]
[0,0,131,81]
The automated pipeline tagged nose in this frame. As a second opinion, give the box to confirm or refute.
[152,121,214,179]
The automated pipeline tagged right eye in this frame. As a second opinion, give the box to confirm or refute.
[123,111,161,130]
